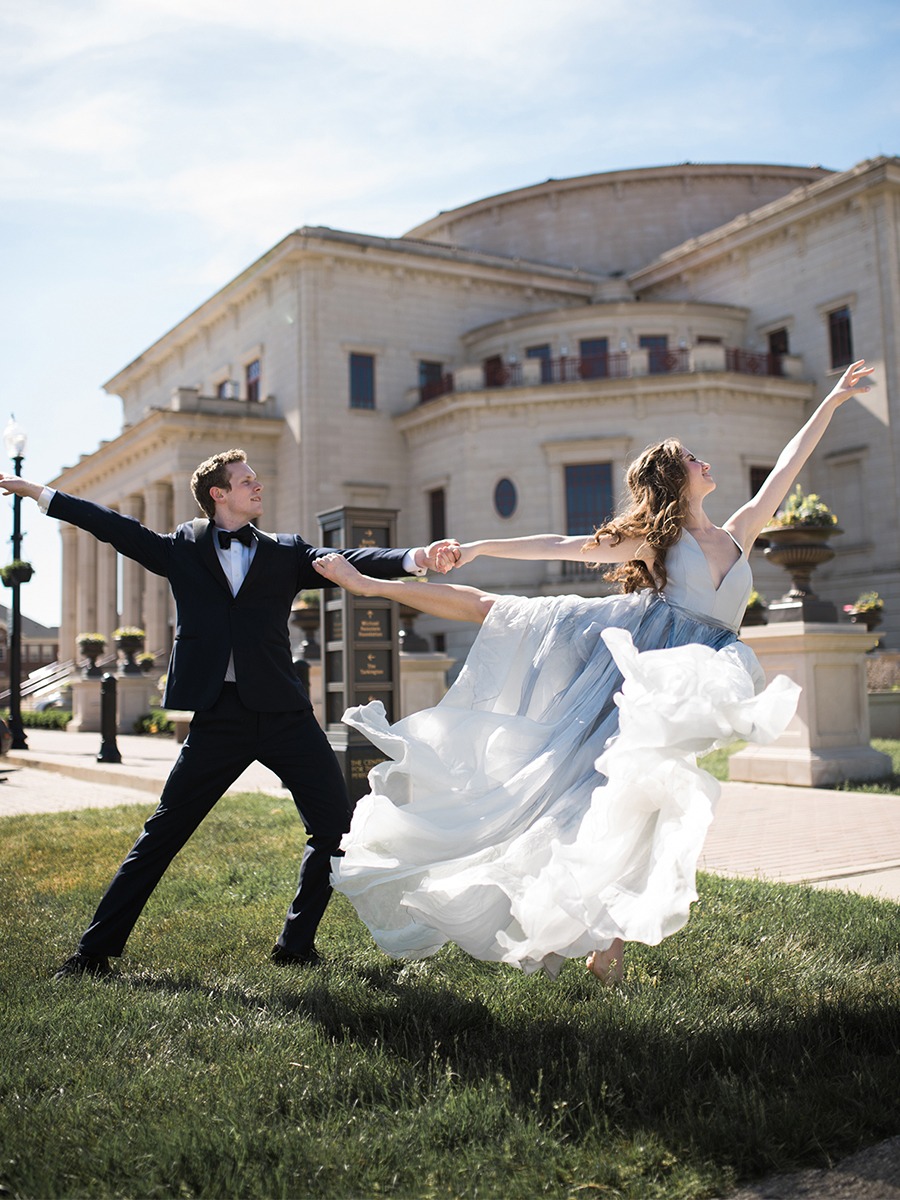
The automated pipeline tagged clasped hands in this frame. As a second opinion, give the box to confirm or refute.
[421,539,467,574]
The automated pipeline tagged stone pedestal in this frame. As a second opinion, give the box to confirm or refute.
[399,652,454,717]
[729,622,892,786]
[69,677,102,732]
[869,692,900,739]
[114,675,160,734]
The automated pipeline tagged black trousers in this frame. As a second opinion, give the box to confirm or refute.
[78,685,351,958]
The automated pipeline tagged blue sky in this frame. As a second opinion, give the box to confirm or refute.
[2,0,899,627]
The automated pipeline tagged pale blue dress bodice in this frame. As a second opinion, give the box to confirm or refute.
[663,529,752,632]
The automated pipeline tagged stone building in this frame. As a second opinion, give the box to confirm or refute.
[51,157,900,669]
[0,605,59,698]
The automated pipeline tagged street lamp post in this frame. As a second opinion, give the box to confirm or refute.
[3,416,29,750]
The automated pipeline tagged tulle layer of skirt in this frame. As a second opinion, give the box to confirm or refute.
[332,590,799,977]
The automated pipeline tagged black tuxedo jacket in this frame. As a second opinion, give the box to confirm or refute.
[50,492,414,713]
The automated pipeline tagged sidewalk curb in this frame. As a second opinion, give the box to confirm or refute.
[6,752,163,794]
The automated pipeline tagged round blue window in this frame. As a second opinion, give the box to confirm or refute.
[494,478,517,519]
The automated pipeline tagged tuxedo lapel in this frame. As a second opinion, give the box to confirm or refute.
[192,517,233,592]
[240,529,276,591]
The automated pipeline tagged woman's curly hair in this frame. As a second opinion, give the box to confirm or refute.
[583,439,690,593]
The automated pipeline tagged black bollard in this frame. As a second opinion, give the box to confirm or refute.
[293,657,310,692]
[97,673,122,764]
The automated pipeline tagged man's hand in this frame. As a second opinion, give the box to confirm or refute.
[419,539,462,574]
[0,475,43,502]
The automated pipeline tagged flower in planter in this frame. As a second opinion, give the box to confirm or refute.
[769,485,838,528]
[745,589,767,611]
[0,559,35,586]
[76,632,107,649]
[844,591,883,614]
[137,651,157,672]
[113,626,146,641]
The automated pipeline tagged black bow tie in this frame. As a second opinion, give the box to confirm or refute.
[217,525,255,549]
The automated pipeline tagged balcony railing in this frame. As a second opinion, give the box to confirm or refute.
[417,346,786,404]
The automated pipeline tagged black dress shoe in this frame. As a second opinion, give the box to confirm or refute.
[270,944,322,967]
[53,952,112,981]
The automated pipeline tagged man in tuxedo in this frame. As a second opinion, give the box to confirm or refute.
[1,449,453,979]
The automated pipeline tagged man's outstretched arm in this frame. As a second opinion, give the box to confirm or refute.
[0,475,44,503]
[0,477,171,577]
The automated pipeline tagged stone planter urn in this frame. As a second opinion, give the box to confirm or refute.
[399,604,429,652]
[77,635,107,678]
[761,524,842,622]
[847,608,882,633]
[291,594,321,660]
[741,606,767,627]
[114,627,146,675]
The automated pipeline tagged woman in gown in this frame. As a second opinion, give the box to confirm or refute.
[313,360,873,982]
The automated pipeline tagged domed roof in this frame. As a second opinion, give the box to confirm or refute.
[404,162,830,276]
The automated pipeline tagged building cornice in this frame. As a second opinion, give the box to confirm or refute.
[395,371,813,436]
[629,156,900,290]
[51,407,284,492]
[460,298,750,344]
[103,228,600,397]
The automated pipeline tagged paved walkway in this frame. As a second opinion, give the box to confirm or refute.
[3,727,900,902]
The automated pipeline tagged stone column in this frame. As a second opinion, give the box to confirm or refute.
[170,471,198,526]
[143,481,172,660]
[96,537,119,647]
[120,493,144,629]
[169,471,197,640]
[74,529,98,640]
[59,523,78,663]
[729,622,893,786]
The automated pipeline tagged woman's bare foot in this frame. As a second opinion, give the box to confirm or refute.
[586,938,624,985]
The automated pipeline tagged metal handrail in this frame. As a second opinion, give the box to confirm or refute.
[417,346,784,402]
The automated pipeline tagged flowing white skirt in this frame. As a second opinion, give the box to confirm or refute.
[332,591,799,977]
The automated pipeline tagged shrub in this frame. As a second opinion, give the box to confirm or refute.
[1,708,72,730]
[133,709,175,736]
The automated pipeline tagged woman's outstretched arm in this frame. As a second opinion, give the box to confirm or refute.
[726,359,875,551]
[312,553,499,624]
[446,531,649,570]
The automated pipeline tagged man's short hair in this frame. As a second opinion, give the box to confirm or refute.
[191,449,248,519]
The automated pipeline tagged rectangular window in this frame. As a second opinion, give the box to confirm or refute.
[564,463,613,578]
[767,328,789,357]
[418,360,445,403]
[579,337,609,379]
[828,306,853,369]
[565,464,613,533]
[526,343,553,384]
[639,334,669,374]
[245,359,261,403]
[749,465,773,499]
[349,352,376,409]
[429,487,447,543]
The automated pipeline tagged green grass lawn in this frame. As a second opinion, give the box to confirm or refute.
[1,794,899,1199]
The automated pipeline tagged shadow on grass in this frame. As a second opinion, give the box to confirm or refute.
[110,945,900,1180]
